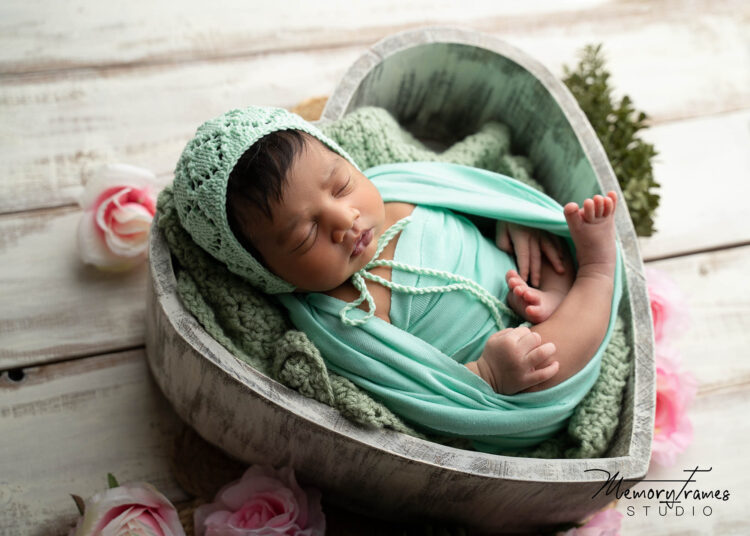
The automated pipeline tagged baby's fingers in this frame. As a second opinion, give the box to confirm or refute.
[541,235,566,274]
[513,235,531,282]
[516,329,542,355]
[524,360,560,387]
[529,235,542,287]
[526,341,557,368]
[495,221,513,253]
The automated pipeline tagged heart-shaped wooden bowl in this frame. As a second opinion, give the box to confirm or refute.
[146,26,655,533]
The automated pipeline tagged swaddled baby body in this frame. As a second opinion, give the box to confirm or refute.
[173,105,624,449]
[226,128,618,396]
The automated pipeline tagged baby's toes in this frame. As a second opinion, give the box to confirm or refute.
[594,195,604,218]
[524,304,546,324]
[513,284,528,298]
[604,191,618,217]
[564,202,584,230]
[507,275,526,293]
[564,202,579,217]
[522,287,542,305]
[583,198,596,222]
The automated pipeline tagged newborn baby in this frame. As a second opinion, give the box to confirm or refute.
[224,120,617,396]
[173,105,623,449]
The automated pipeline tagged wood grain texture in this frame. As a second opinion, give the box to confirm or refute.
[1,1,748,215]
[644,245,750,393]
[0,0,610,73]
[0,350,186,536]
[2,0,748,124]
[0,207,150,369]
[0,47,361,214]
[638,110,750,261]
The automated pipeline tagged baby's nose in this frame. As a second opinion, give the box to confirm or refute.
[331,207,360,243]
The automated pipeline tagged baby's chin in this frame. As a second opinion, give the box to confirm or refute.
[291,272,358,294]
[287,251,375,293]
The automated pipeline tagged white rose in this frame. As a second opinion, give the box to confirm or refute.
[77,164,159,271]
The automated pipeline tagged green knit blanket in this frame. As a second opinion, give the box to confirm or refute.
[156,106,633,458]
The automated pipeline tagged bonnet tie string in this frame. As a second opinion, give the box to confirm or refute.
[339,215,518,328]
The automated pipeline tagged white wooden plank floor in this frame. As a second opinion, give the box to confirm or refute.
[1,1,748,534]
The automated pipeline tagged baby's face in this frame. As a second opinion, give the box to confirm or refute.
[245,136,386,292]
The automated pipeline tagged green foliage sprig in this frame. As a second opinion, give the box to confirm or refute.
[563,44,660,236]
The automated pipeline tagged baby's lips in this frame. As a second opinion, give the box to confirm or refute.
[350,228,373,257]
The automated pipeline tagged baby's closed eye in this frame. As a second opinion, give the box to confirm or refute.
[335,176,352,196]
[292,222,317,253]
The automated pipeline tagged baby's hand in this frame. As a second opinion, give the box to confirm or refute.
[474,326,558,395]
[495,221,565,287]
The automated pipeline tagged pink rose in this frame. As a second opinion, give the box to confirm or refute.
[194,465,325,536]
[645,267,690,345]
[77,163,159,272]
[69,482,185,536]
[561,505,623,536]
[651,345,698,467]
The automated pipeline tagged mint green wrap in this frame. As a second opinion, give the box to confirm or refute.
[276,161,624,451]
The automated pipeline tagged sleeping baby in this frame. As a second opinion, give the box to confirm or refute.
[172,105,623,450]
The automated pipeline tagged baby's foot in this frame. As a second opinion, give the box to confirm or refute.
[563,192,618,278]
[505,269,567,323]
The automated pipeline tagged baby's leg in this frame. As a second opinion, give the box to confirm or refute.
[522,192,618,393]
[505,245,575,323]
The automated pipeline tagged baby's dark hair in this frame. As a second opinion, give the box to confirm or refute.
[226,129,311,262]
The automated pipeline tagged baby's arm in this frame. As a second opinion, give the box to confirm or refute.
[464,326,559,395]
[495,221,566,287]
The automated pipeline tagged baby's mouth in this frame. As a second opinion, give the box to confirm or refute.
[351,229,373,258]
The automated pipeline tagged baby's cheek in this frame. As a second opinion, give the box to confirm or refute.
[306,257,348,290]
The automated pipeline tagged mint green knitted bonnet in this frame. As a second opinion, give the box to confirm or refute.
[172,106,362,294]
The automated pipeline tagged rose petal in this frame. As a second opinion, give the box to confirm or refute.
[111,203,154,235]
[77,209,142,270]
[99,197,152,257]
[203,509,233,528]
[220,470,286,511]
[73,482,185,536]
[650,349,697,468]
[645,267,690,344]
[135,512,168,536]
[76,163,158,272]
[101,506,144,536]
[88,190,149,258]
[195,503,230,536]
[79,164,159,210]
[195,466,325,536]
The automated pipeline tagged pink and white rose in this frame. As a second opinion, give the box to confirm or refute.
[69,482,185,536]
[645,267,690,345]
[194,465,325,536]
[77,163,159,272]
[651,344,698,467]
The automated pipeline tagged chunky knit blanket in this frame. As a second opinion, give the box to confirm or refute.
[156,106,633,458]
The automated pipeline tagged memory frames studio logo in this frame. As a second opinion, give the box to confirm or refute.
[586,466,731,518]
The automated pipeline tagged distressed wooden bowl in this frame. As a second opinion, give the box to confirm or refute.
[146,26,655,533]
